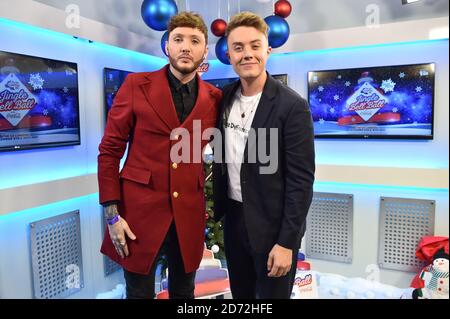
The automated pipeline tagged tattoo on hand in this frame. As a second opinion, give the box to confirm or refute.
[104,204,119,221]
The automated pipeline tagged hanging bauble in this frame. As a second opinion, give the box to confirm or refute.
[205,228,209,236]
[141,0,178,31]
[211,245,220,253]
[205,212,209,219]
[264,15,290,48]
[211,19,227,37]
[215,36,230,65]
[160,30,169,56]
[274,0,292,18]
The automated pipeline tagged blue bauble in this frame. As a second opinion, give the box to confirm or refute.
[161,30,169,56]
[264,15,290,48]
[141,0,178,31]
[215,36,230,65]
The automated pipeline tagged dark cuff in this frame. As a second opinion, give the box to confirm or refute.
[101,200,119,207]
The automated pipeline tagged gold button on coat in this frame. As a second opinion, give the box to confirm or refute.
[173,192,179,198]
[172,163,178,169]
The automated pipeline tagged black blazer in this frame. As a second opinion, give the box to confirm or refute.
[213,74,315,253]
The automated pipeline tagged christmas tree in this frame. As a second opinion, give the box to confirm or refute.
[204,154,225,260]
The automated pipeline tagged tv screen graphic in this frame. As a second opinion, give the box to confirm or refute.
[308,63,435,139]
[273,74,288,86]
[0,51,80,152]
[205,74,288,89]
[103,68,132,119]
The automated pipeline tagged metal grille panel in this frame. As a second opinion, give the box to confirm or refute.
[101,209,121,276]
[30,211,83,299]
[305,192,353,263]
[378,197,435,272]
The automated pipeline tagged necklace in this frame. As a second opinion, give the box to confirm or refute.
[238,90,261,129]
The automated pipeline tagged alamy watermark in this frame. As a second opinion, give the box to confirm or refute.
[65,264,81,289]
[169,120,279,174]
[365,4,380,28]
[65,4,80,29]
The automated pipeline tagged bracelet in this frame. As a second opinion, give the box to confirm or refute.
[107,215,119,225]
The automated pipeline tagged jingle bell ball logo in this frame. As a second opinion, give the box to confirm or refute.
[197,62,210,77]
[346,81,388,122]
[294,274,313,288]
[0,73,38,126]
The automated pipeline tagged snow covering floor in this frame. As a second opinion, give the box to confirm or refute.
[96,271,411,299]
[313,271,410,299]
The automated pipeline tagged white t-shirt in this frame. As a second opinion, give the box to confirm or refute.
[225,88,262,202]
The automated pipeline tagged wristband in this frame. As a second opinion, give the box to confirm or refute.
[107,215,119,225]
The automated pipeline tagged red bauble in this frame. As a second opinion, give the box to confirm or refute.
[274,0,292,18]
[205,213,209,219]
[211,19,227,37]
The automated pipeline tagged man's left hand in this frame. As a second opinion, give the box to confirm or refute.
[267,244,293,277]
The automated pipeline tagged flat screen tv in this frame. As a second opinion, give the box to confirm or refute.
[0,50,80,152]
[103,68,132,120]
[205,73,288,89]
[308,63,435,139]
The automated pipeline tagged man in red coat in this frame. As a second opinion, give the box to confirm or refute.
[98,12,222,299]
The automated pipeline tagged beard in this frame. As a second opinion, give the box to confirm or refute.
[168,54,204,75]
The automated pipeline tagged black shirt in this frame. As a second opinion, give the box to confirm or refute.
[167,68,198,124]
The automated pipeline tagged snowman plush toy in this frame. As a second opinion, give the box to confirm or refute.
[413,248,449,299]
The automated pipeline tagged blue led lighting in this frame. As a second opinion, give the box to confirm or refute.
[0,193,99,221]
[314,180,448,192]
[0,17,166,64]
[274,39,448,57]
[0,170,93,191]
[209,38,448,62]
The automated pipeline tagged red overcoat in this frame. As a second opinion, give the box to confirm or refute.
[98,65,222,274]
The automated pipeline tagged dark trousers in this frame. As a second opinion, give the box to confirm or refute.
[224,199,298,299]
[123,222,196,299]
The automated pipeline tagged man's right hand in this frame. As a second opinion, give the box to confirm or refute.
[104,204,136,258]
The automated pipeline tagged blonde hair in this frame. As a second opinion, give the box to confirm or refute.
[168,12,208,44]
[226,12,268,38]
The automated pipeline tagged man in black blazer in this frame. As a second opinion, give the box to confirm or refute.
[212,12,315,299]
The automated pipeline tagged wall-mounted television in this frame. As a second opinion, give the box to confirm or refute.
[205,73,288,89]
[0,50,80,152]
[103,68,132,121]
[308,63,435,139]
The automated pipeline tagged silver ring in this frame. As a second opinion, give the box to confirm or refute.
[119,242,126,246]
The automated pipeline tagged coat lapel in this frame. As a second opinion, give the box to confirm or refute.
[139,65,218,132]
[249,74,277,130]
[139,65,180,131]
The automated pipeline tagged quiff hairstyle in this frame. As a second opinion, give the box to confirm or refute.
[167,12,208,44]
[226,11,268,38]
